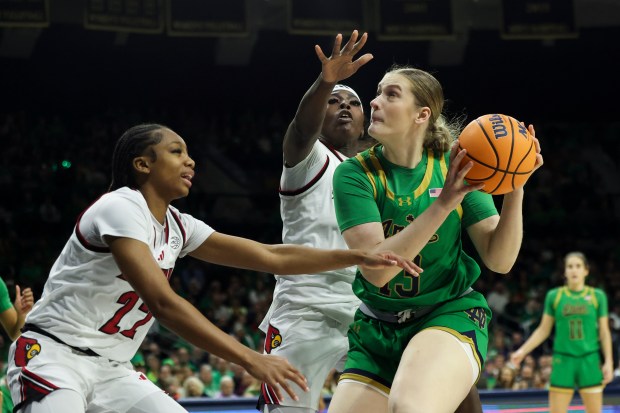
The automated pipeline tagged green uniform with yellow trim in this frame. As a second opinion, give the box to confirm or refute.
[333,145,497,393]
[544,286,608,392]
[0,279,12,315]
[0,278,14,413]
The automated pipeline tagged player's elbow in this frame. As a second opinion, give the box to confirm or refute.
[492,264,514,275]
[483,255,516,275]
[142,294,178,321]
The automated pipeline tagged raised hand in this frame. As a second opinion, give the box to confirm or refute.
[527,124,543,173]
[245,353,308,402]
[14,285,34,318]
[436,143,484,211]
[314,30,373,84]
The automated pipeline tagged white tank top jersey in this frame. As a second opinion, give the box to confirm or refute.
[25,187,214,362]
[274,140,359,306]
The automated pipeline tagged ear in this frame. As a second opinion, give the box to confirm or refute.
[132,156,151,175]
[415,106,431,124]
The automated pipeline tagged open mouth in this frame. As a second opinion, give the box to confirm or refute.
[181,173,193,187]
[338,110,352,122]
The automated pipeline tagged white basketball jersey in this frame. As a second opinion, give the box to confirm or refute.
[25,187,214,362]
[272,140,359,307]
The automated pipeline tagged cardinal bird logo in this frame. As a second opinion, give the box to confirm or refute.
[265,324,282,354]
[15,336,41,367]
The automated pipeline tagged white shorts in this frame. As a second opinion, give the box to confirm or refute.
[8,332,177,412]
[259,302,358,410]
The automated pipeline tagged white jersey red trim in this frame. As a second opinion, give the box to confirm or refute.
[265,140,359,314]
[24,187,214,362]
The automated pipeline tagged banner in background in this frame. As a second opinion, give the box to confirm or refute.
[167,0,247,37]
[0,0,49,28]
[377,0,454,41]
[501,0,578,39]
[84,0,163,33]
[287,0,364,35]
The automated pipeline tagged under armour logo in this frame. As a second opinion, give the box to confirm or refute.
[398,197,412,206]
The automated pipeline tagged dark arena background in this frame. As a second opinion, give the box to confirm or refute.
[1,0,620,412]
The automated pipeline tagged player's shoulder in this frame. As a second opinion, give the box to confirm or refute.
[101,187,144,205]
[88,187,148,217]
[545,286,563,298]
[347,145,381,168]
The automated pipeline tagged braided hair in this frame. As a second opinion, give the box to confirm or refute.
[109,124,167,191]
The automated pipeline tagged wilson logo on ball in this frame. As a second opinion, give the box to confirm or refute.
[489,114,508,139]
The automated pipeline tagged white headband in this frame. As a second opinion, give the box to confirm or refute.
[332,84,362,111]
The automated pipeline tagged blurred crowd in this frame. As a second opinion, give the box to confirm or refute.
[0,109,619,401]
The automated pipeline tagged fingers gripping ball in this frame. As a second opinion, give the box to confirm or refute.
[458,114,536,195]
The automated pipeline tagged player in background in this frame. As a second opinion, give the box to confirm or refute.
[6,124,416,413]
[511,252,613,413]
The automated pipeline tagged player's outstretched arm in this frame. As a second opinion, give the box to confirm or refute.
[106,236,308,401]
[283,30,373,166]
[510,314,554,367]
[188,232,419,276]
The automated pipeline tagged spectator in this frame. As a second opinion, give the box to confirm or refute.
[182,376,206,398]
[215,376,238,399]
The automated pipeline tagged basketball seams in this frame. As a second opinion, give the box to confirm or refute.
[510,132,536,190]
[508,116,518,191]
[460,113,536,195]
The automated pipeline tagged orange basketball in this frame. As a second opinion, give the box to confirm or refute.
[458,114,536,195]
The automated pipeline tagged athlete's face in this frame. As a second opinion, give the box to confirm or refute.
[143,129,195,200]
[368,73,423,142]
[564,255,589,285]
[321,90,364,149]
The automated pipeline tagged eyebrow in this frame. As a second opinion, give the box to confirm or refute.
[167,140,186,148]
[378,83,403,91]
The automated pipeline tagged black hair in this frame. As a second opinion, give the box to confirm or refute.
[109,123,167,191]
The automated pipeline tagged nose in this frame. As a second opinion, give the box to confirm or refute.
[370,96,379,110]
[186,156,196,169]
[339,101,351,109]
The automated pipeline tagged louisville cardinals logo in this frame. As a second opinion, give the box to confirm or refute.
[15,336,41,367]
[264,324,282,354]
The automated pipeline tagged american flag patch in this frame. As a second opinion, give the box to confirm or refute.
[429,188,442,197]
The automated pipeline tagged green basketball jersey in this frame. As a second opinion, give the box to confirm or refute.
[333,145,498,312]
[0,278,12,314]
[544,286,608,356]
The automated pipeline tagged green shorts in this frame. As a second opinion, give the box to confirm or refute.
[549,352,603,392]
[339,291,490,394]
